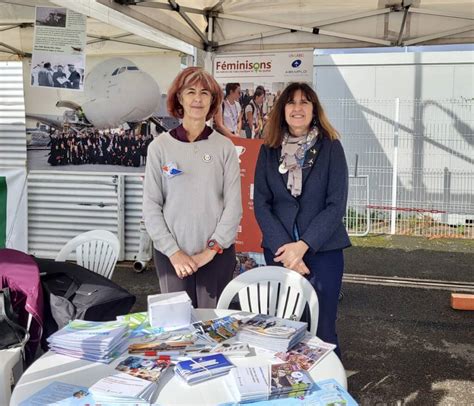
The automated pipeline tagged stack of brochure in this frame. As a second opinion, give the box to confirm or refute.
[275,333,336,370]
[175,353,234,384]
[226,363,315,403]
[228,378,358,405]
[89,354,171,404]
[227,366,270,403]
[115,355,171,382]
[89,372,157,404]
[192,314,243,344]
[236,314,307,352]
[47,320,129,363]
[269,363,315,398]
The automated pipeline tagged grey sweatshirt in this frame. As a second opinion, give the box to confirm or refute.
[143,131,242,257]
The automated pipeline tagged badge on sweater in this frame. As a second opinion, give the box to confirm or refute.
[162,162,183,178]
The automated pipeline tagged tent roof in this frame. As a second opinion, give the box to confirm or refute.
[0,0,192,60]
[1,0,473,59]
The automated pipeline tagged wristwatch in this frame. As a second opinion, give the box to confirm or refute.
[207,239,223,254]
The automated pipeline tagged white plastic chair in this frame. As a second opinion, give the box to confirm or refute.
[55,230,120,279]
[217,266,319,336]
[0,314,31,406]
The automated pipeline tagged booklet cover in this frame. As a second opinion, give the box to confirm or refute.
[227,366,270,403]
[239,314,304,338]
[116,356,171,382]
[47,320,129,345]
[275,335,336,370]
[19,381,94,406]
[270,363,315,398]
[175,353,234,384]
[89,372,154,401]
[192,315,241,344]
[117,311,164,338]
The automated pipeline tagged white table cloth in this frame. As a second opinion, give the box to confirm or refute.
[11,309,347,406]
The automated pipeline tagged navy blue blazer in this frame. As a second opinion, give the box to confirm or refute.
[254,135,351,255]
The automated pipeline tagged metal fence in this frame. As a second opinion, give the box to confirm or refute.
[323,98,474,239]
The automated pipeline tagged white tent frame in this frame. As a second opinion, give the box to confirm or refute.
[1,0,473,58]
[88,0,474,52]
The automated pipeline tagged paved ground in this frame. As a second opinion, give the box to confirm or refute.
[112,236,474,405]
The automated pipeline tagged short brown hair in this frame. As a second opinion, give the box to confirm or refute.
[263,82,339,148]
[167,67,222,121]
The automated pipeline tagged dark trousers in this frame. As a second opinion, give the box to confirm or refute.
[153,245,236,309]
[264,248,344,358]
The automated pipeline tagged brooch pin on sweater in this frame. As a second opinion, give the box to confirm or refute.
[162,162,183,178]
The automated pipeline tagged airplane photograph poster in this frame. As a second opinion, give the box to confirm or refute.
[26,57,163,174]
[31,6,87,91]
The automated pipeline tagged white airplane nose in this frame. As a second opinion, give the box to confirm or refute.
[82,69,160,128]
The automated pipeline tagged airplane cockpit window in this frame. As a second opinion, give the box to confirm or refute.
[112,68,119,76]
[118,67,126,74]
[127,66,139,71]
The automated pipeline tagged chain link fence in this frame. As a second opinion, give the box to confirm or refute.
[323,98,473,239]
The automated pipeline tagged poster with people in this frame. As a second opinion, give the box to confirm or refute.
[213,50,314,261]
[31,6,87,91]
[26,57,171,174]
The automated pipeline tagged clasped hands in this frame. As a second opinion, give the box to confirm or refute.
[169,248,217,279]
[274,241,310,276]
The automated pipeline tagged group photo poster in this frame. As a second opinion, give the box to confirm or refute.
[31,6,87,91]
[26,57,169,174]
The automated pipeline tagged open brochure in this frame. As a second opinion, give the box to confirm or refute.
[275,334,336,370]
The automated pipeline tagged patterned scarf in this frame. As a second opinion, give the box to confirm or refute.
[280,127,319,197]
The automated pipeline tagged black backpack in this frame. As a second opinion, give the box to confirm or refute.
[37,258,136,349]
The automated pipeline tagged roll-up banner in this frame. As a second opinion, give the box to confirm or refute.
[214,50,314,256]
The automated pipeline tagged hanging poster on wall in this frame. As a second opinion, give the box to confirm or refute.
[26,57,167,173]
[31,6,87,91]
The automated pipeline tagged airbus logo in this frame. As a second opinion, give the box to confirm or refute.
[291,59,302,68]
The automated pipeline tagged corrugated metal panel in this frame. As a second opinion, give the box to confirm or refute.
[28,171,123,259]
[124,175,144,261]
[0,61,26,168]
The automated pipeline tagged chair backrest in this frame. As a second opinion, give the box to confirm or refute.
[217,266,319,335]
[55,230,120,279]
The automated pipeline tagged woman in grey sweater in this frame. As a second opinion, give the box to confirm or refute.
[143,67,242,308]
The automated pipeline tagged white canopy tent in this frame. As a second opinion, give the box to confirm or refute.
[1,0,473,59]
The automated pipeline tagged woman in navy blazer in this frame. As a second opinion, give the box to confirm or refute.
[254,82,350,357]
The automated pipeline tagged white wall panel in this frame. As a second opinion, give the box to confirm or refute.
[124,175,144,261]
[28,171,123,259]
[0,61,26,168]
